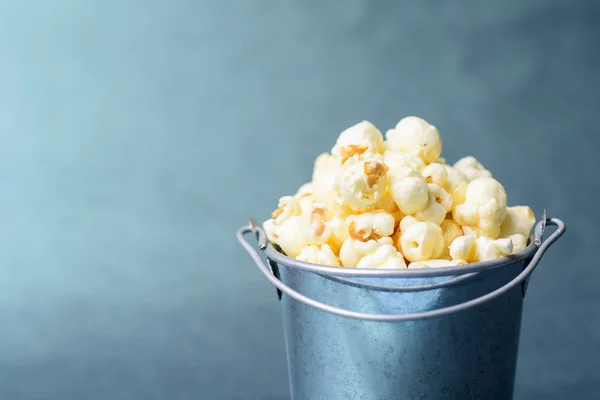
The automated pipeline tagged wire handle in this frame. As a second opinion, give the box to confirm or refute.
[237,218,565,322]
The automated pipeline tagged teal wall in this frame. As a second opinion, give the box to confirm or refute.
[0,1,598,399]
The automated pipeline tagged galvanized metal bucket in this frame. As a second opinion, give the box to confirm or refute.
[237,213,565,400]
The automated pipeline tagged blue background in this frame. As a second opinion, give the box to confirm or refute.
[1,0,598,399]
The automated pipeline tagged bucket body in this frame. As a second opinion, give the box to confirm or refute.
[277,259,529,400]
[238,217,565,400]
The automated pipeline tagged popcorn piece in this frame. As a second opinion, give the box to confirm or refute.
[295,182,314,197]
[422,163,447,187]
[296,244,340,266]
[440,219,463,259]
[474,237,513,262]
[508,233,528,254]
[414,193,446,225]
[297,193,317,217]
[296,193,334,223]
[453,156,492,182]
[449,235,475,261]
[332,121,385,163]
[408,259,466,269]
[462,226,485,238]
[399,215,420,233]
[271,207,335,258]
[452,177,507,239]
[500,206,536,238]
[385,116,442,164]
[436,157,447,165]
[263,218,279,244]
[293,183,319,218]
[326,216,350,253]
[271,196,301,224]
[378,190,404,224]
[443,165,468,207]
[323,191,355,218]
[428,183,453,212]
[312,153,342,203]
[347,211,395,241]
[356,244,407,269]
[383,151,426,174]
[450,235,512,262]
[335,155,388,211]
[306,208,332,244]
[311,153,352,217]
[271,216,311,258]
[339,237,393,268]
[388,167,429,215]
[399,216,445,262]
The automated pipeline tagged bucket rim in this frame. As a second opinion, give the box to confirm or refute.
[261,221,544,278]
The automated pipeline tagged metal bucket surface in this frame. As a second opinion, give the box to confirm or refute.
[238,216,565,400]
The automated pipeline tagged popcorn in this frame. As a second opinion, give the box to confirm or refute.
[265,199,334,258]
[293,184,321,218]
[399,215,420,233]
[461,226,485,238]
[297,193,317,217]
[339,237,393,268]
[312,153,342,203]
[443,165,468,207]
[474,237,513,262]
[356,244,407,269]
[334,155,389,212]
[427,183,453,212]
[462,177,507,210]
[385,116,442,164]
[323,192,355,218]
[453,177,507,239]
[347,211,395,241]
[500,206,536,238]
[332,121,385,163]
[378,190,404,224]
[295,182,314,197]
[440,219,463,259]
[325,216,350,253]
[398,216,445,262]
[306,208,332,244]
[263,115,536,270]
[414,193,446,225]
[296,244,340,266]
[449,235,475,261]
[408,259,466,269]
[422,163,447,187]
[453,156,492,182]
[388,167,429,215]
[269,216,310,258]
[271,196,301,224]
[509,233,528,254]
[263,218,279,244]
[449,235,513,262]
[383,151,426,174]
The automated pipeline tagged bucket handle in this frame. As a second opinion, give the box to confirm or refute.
[237,218,565,322]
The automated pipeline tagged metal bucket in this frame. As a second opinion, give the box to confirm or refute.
[237,214,565,400]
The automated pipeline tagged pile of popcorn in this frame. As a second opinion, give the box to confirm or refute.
[263,116,536,269]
